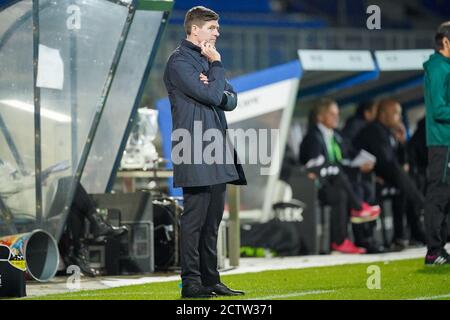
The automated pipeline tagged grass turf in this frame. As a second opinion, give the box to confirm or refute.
[26,258,450,300]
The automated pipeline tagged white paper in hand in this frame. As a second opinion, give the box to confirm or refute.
[351,149,376,167]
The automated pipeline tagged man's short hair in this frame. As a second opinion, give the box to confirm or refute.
[435,21,450,51]
[355,100,378,118]
[184,6,219,35]
[376,98,400,118]
[309,98,337,126]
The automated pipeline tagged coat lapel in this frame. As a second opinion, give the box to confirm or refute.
[180,46,208,73]
[312,125,330,161]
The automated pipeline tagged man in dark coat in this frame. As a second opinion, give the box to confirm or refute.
[163,6,246,298]
[354,99,426,249]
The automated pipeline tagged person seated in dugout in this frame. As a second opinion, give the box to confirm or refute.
[354,99,426,251]
[342,100,384,253]
[407,117,428,195]
[299,98,381,254]
[343,100,379,142]
[58,180,128,277]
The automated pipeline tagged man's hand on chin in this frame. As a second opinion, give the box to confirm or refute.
[200,40,221,62]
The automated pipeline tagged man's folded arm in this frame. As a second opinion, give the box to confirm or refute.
[169,58,226,106]
[217,80,237,111]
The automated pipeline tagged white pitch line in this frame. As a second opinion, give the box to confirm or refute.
[412,293,450,300]
[248,290,336,300]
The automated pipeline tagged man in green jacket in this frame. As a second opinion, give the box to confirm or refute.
[423,21,450,265]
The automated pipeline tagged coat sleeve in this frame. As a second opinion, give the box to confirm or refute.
[299,133,322,165]
[427,69,450,123]
[168,57,226,107]
[216,80,238,111]
[356,127,395,167]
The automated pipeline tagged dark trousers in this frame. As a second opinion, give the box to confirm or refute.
[381,162,425,208]
[181,183,226,286]
[390,193,425,241]
[319,172,362,245]
[351,175,377,248]
[425,147,450,255]
[379,163,425,242]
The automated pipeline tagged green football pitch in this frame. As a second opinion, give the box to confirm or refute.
[27,258,450,300]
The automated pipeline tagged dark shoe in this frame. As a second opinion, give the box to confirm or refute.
[425,250,450,265]
[408,239,426,248]
[207,283,245,296]
[90,213,128,239]
[68,246,97,277]
[181,284,217,298]
[389,239,407,252]
[364,244,385,254]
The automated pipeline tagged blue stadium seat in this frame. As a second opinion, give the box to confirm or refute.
[422,0,450,16]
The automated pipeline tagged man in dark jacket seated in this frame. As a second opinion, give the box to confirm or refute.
[343,100,383,253]
[408,117,428,194]
[343,101,379,142]
[354,99,426,250]
[300,98,381,254]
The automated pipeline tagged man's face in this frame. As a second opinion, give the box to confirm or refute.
[385,102,402,128]
[193,20,220,45]
[319,103,340,129]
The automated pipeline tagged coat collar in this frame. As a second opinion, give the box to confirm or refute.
[181,39,202,53]
[309,125,329,157]
[180,39,209,71]
[374,120,392,136]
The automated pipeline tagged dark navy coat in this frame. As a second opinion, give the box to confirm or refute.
[353,121,406,180]
[299,125,356,165]
[164,39,247,188]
